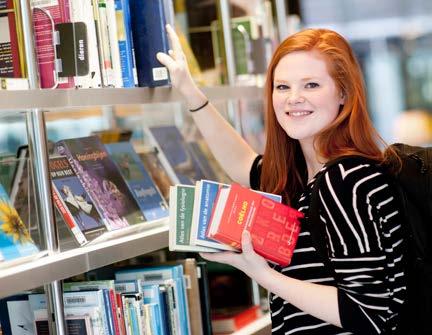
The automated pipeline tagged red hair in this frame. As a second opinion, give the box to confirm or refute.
[260,28,390,203]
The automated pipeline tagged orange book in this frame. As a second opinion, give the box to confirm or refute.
[207,183,303,266]
[211,305,262,333]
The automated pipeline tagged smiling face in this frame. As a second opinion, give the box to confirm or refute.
[272,50,345,147]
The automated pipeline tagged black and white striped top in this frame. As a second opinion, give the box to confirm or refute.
[250,156,406,334]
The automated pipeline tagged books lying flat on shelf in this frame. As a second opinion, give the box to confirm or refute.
[55,136,144,230]
[208,183,303,266]
[211,305,262,333]
[105,141,169,221]
[49,156,107,246]
[0,183,39,264]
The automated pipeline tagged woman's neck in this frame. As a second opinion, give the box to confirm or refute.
[300,139,326,182]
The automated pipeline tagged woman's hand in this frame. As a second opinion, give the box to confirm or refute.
[200,231,271,278]
[156,25,198,98]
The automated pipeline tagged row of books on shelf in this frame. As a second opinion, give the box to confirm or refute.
[0,125,230,267]
[0,258,263,334]
[1,0,174,90]
[169,181,303,267]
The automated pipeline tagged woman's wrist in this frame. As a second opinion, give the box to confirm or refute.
[184,88,208,112]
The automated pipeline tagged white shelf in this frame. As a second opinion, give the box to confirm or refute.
[0,221,169,298]
[232,314,271,335]
[0,86,263,111]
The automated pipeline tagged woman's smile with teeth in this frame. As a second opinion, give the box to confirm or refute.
[286,110,313,116]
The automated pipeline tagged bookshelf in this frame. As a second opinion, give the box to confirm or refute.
[0,86,263,110]
[0,0,286,333]
[0,222,168,299]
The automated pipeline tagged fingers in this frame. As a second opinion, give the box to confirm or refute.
[241,230,254,254]
[199,251,237,264]
[165,24,183,57]
[156,52,176,70]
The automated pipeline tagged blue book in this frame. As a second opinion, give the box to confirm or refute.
[147,126,207,185]
[0,183,39,263]
[114,0,135,87]
[128,0,170,87]
[115,264,190,335]
[105,142,169,221]
[115,279,142,294]
[142,284,166,335]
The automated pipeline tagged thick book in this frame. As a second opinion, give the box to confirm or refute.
[0,183,39,264]
[129,0,170,87]
[208,183,303,266]
[169,184,220,253]
[146,126,207,185]
[0,0,24,78]
[55,136,144,231]
[105,141,169,221]
[49,156,107,246]
[31,0,75,88]
[211,305,262,333]
[196,261,213,335]
[69,0,102,88]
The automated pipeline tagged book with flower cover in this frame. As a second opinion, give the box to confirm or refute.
[49,156,107,246]
[0,183,39,263]
[55,136,144,231]
[207,183,303,266]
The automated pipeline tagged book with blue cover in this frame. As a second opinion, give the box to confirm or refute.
[114,0,135,87]
[105,141,169,221]
[128,0,170,87]
[142,284,166,335]
[146,126,207,185]
[55,136,144,231]
[0,183,39,264]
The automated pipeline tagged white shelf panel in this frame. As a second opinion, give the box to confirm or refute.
[232,314,271,335]
[0,221,168,298]
[0,86,263,111]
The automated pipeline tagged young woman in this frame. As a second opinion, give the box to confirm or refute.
[157,26,406,334]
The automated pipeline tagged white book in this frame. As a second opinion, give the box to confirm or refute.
[105,0,123,87]
[70,0,102,88]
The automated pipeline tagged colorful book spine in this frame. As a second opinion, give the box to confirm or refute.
[55,136,144,231]
[129,0,170,87]
[114,0,135,87]
[105,142,168,222]
[105,0,123,87]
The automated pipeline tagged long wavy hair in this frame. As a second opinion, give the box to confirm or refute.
[260,28,397,204]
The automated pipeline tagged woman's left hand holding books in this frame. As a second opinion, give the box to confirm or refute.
[200,231,271,278]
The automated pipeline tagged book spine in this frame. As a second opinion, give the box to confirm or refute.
[51,185,88,246]
[105,0,123,87]
[1,0,22,77]
[97,0,116,86]
[108,289,121,335]
[114,0,134,87]
[129,0,170,87]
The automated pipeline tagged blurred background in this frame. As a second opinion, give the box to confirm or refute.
[1,0,432,154]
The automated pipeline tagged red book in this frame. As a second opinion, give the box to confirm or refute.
[211,305,262,333]
[207,183,303,266]
[31,0,74,88]
[0,0,23,77]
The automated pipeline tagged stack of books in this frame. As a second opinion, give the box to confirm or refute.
[169,180,304,266]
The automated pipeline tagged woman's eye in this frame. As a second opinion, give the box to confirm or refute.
[305,82,319,89]
[275,84,289,90]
